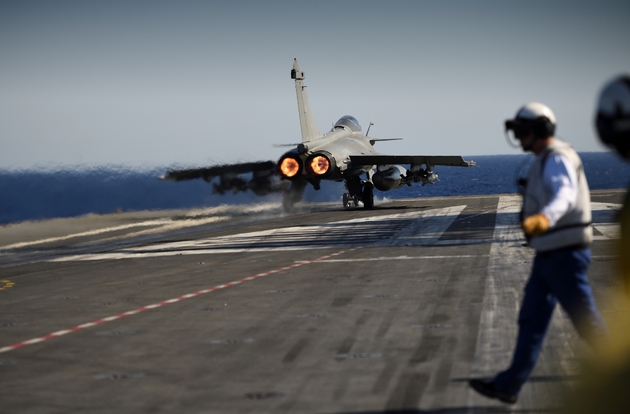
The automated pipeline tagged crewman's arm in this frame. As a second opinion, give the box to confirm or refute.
[522,154,578,236]
[540,153,579,227]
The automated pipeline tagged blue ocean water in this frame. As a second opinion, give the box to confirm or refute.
[1,152,629,225]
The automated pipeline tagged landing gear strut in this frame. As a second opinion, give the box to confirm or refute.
[343,176,374,209]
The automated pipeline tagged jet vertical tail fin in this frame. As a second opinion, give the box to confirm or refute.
[291,59,321,143]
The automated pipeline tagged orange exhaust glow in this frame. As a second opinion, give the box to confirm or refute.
[310,156,330,175]
[279,157,300,178]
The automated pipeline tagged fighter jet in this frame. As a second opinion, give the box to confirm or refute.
[161,59,475,211]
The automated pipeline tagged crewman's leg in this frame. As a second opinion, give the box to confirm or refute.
[545,247,608,347]
[494,252,557,395]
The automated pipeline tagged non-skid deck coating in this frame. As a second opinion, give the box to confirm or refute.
[0,191,623,413]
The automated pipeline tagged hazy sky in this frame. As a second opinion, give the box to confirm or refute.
[1,0,629,170]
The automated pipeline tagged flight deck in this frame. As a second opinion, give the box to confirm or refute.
[0,190,623,413]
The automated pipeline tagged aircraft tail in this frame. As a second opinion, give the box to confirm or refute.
[291,59,320,143]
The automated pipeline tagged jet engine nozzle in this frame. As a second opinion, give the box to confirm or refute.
[278,155,302,179]
[305,152,336,177]
[372,165,408,191]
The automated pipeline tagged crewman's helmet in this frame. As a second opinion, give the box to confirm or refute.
[595,76,630,159]
[505,102,557,140]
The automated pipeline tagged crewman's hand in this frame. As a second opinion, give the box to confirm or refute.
[521,214,550,236]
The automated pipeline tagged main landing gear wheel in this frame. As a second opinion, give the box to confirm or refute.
[342,193,359,208]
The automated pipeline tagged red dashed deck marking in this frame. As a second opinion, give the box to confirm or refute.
[0,248,353,354]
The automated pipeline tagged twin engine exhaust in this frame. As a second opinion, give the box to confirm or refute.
[278,151,336,180]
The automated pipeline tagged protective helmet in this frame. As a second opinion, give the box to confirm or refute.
[595,76,630,158]
[505,102,557,139]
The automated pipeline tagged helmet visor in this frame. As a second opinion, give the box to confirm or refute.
[505,120,531,139]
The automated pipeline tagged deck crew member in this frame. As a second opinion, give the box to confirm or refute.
[469,102,608,404]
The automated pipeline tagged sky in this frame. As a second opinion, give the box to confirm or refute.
[1,0,629,170]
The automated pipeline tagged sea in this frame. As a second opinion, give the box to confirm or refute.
[2,152,630,225]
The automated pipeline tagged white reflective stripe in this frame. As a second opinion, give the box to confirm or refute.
[100,316,120,322]
[23,338,46,345]
[1,220,171,249]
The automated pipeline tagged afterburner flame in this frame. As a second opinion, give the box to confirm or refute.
[279,158,300,178]
[310,156,330,175]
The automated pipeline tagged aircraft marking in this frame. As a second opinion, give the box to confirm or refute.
[0,248,354,354]
[0,280,16,291]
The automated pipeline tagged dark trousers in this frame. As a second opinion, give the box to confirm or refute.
[494,246,608,394]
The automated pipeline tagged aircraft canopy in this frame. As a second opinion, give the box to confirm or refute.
[334,115,361,133]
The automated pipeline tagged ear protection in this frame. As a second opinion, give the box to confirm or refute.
[531,116,555,139]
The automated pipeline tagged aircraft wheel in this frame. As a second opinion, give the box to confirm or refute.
[342,193,351,208]
[362,185,374,209]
